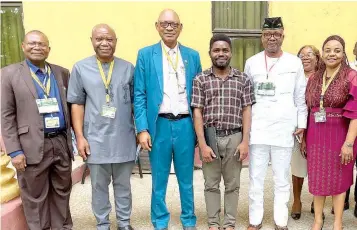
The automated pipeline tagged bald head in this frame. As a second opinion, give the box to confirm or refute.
[91,24,116,38]
[22,30,50,66]
[91,24,117,62]
[156,9,182,48]
[157,9,180,23]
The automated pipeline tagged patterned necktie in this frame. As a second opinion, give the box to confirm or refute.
[168,49,177,72]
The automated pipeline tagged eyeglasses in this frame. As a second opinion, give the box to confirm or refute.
[298,53,316,59]
[93,37,115,43]
[26,42,48,48]
[262,32,283,39]
[158,21,181,29]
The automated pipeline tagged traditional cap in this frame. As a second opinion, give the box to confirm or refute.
[262,17,284,30]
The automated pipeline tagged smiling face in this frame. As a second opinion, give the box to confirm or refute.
[299,46,318,73]
[261,29,284,55]
[22,31,50,65]
[210,41,232,70]
[322,40,344,69]
[91,25,117,61]
[156,9,182,48]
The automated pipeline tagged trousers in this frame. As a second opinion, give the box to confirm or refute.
[248,144,293,226]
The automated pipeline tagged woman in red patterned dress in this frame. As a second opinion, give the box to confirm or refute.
[305,35,357,230]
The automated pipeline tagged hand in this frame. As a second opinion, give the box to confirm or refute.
[300,138,307,158]
[138,131,152,151]
[77,136,91,160]
[340,142,353,165]
[236,141,249,161]
[200,144,216,163]
[294,128,305,140]
[11,154,27,172]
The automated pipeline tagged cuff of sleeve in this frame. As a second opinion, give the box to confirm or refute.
[190,102,204,108]
[242,100,256,107]
[67,96,86,105]
[9,150,23,158]
[297,116,307,129]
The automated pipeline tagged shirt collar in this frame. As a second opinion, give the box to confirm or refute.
[26,59,48,74]
[208,67,235,78]
[161,41,179,54]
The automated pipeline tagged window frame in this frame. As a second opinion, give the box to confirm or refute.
[211,2,268,38]
[1,1,25,67]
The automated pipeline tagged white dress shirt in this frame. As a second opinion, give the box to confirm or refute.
[159,41,189,115]
[244,51,308,148]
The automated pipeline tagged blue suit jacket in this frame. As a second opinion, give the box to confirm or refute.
[134,42,202,141]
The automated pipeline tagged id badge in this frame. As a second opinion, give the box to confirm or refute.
[101,105,117,119]
[314,110,326,123]
[36,98,60,114]
[256,82,276,96]
[45,116,60,128]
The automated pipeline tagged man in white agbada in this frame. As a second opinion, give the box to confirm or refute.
[244,17,308,230]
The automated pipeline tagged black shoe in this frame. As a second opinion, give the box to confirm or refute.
[274,224,288,230]
[118,226,134,230]
[291,202,302,220]
[183,227,197,230]
[354,203,357,218]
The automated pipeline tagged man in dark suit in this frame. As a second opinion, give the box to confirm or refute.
[1,30,73,230]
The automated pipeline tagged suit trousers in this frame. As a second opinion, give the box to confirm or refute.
[202,132,243,229]
[248,144,293,227]
[88,162,134,230]
[17,134,72,230]
[149,116,196,229]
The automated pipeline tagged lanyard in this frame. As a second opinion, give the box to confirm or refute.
[264,51,283,79]
[319,65,341,109]
[163,46,179,73]
[30,65,51,98]
[96,59,114,104]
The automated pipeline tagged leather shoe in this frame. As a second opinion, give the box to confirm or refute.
[183,227,197,230]
[118,225,134,230]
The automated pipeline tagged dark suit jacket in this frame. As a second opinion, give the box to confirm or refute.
[1,60,73,164]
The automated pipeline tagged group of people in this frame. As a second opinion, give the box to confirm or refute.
[1,8,356,230]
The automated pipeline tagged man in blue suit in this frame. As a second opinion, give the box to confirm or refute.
[134,9,202,230]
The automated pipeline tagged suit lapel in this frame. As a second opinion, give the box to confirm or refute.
[21,61,38,99]
[49,63,70,128]
[153,42,163,92]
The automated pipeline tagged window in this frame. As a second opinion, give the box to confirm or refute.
[212,1,268,71]
[1,2,25,68]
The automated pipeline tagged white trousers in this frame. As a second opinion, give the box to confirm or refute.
[248,144,293,226]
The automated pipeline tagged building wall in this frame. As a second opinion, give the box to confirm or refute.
[22,1,212,69]
[22,1,357,69]
[269,1,357,60]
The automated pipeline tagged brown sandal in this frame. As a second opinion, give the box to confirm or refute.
[247,223,262,230]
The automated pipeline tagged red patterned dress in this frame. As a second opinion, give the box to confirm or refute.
[306,69,357,195]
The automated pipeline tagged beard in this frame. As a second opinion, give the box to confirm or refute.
[266,42,282,54]
[211,57,231,70]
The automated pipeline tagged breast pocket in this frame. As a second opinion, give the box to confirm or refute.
[276,71,296,95]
